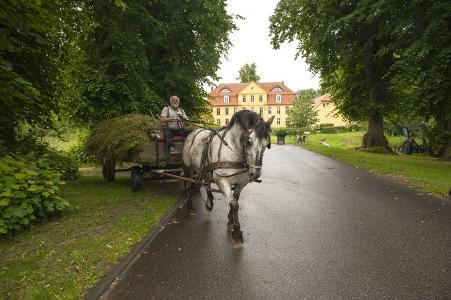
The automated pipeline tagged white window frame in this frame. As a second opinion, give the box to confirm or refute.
[277,106,281,114]
[225,119,229,125]
[224,95,230,104]
[225,107,229,115]
[277,118,281,125]
[276,95,282,103]
[259,107,263,115]
[221,88,231,93]
[272,87,282,91]
[242,95,246,102]
[259,95,263,102]
[285,106,289,114]
[250,95,254,102]
[268,107,272,114]
[233,107,237,114]
[217,119,221,125]
[216,107,220,116]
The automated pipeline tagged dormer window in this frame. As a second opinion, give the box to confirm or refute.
[272,87,282,91]
[224,95,230,104]
[221,88,231,93]
[276,95,282,103]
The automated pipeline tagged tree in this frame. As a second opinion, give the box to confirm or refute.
[0,1,78,146]
[66,0,237,126]
[270,1,410,149]
[391,1,451,159]
[287,89,319,128]
[236,63,261,83]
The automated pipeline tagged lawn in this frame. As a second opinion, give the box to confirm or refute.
[0,174,179,299]
[275,131,451,197]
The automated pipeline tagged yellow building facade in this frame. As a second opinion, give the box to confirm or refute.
[208,81,296,128]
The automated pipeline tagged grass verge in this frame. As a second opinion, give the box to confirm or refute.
[0,175,178,299]
[275,131,451,197]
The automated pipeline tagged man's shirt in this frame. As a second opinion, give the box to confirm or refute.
[161,106,188,129]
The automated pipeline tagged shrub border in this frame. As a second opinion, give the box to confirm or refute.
[86,193,186,299]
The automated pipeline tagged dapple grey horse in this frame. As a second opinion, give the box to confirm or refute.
[182,110,274,243]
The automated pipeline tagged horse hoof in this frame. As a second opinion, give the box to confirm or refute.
[233,238,243,246]
[188,209,196,216]
[205,203,213,212]
[227,224,234,232]
[232,230,243,241]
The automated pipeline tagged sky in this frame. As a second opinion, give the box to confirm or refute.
[212,0,320,92]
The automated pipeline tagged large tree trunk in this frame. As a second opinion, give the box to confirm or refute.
[441,119,451,161]
[102,159,116,182]
[362,112,388,149]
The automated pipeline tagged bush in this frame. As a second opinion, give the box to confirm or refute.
[68,134,96,165]
[320,127,337,134]
[319,123,334,129]
[14,138,79,180]
[0,155,70,234]
[273,128,288,137]
[335,126,347,133]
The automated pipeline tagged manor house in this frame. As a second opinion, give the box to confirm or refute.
[208,81,295,128]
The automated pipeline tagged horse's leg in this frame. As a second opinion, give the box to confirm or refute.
[227,185,243,231]
[183,167,195,215]
[205,187,214,212]
[217,180,243,243]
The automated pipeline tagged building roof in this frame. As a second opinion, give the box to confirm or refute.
[209,81,295,97]
[313,93,332,109]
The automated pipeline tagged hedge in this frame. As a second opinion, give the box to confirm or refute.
[0,155,69,234]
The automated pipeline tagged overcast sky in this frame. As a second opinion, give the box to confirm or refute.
[212,0,320,92]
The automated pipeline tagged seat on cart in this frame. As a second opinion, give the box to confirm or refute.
[158,135,185,142]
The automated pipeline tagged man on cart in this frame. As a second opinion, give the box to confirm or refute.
[160,95,191,152]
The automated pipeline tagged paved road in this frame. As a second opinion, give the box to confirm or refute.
[105,145,451,299]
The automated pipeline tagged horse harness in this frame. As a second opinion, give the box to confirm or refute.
[189,128,263,185]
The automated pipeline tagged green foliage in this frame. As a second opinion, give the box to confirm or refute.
[0,156,69,235]
[66,0,237,126]
[319,123,334,129]
[286,89,319,128]
[236,63,261,83]
[88,114,159,162]
[0,1,61,144]
[11,137,79,180]
[69,134,96,165]
[320,127,336,134]
[273,128,288,137]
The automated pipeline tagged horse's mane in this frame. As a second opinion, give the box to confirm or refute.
[226,110,270,139]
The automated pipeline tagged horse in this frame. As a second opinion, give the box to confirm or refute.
[182,110,274,243]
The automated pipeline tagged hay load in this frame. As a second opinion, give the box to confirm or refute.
[88,114,160,164]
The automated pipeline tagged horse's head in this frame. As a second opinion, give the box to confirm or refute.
[243,116,274,181]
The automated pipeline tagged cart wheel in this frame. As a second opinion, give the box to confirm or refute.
[131,166,143,192]
[402,141,413,155]
[102,159,116,182]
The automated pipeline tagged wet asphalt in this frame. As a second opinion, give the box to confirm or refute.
[105,145,451,299]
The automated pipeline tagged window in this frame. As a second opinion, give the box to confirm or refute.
[224,96,230,104]
[276,95,282,103]
[276,106,281,114]
[221,88,231,92]
[259,107,263,115]
[217,119,221,125]
[277,118,281,125]
[216,107,220,116]
[233,107,237,114]
[259,95,263,102]
[272,87,282,91]
[225,119,229,125]
[225,107,229,115]
[323,103,325,107]
[285,106,289,114]
[250,95,254,102]
[242,95,246,102]
[268,107,272,114]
